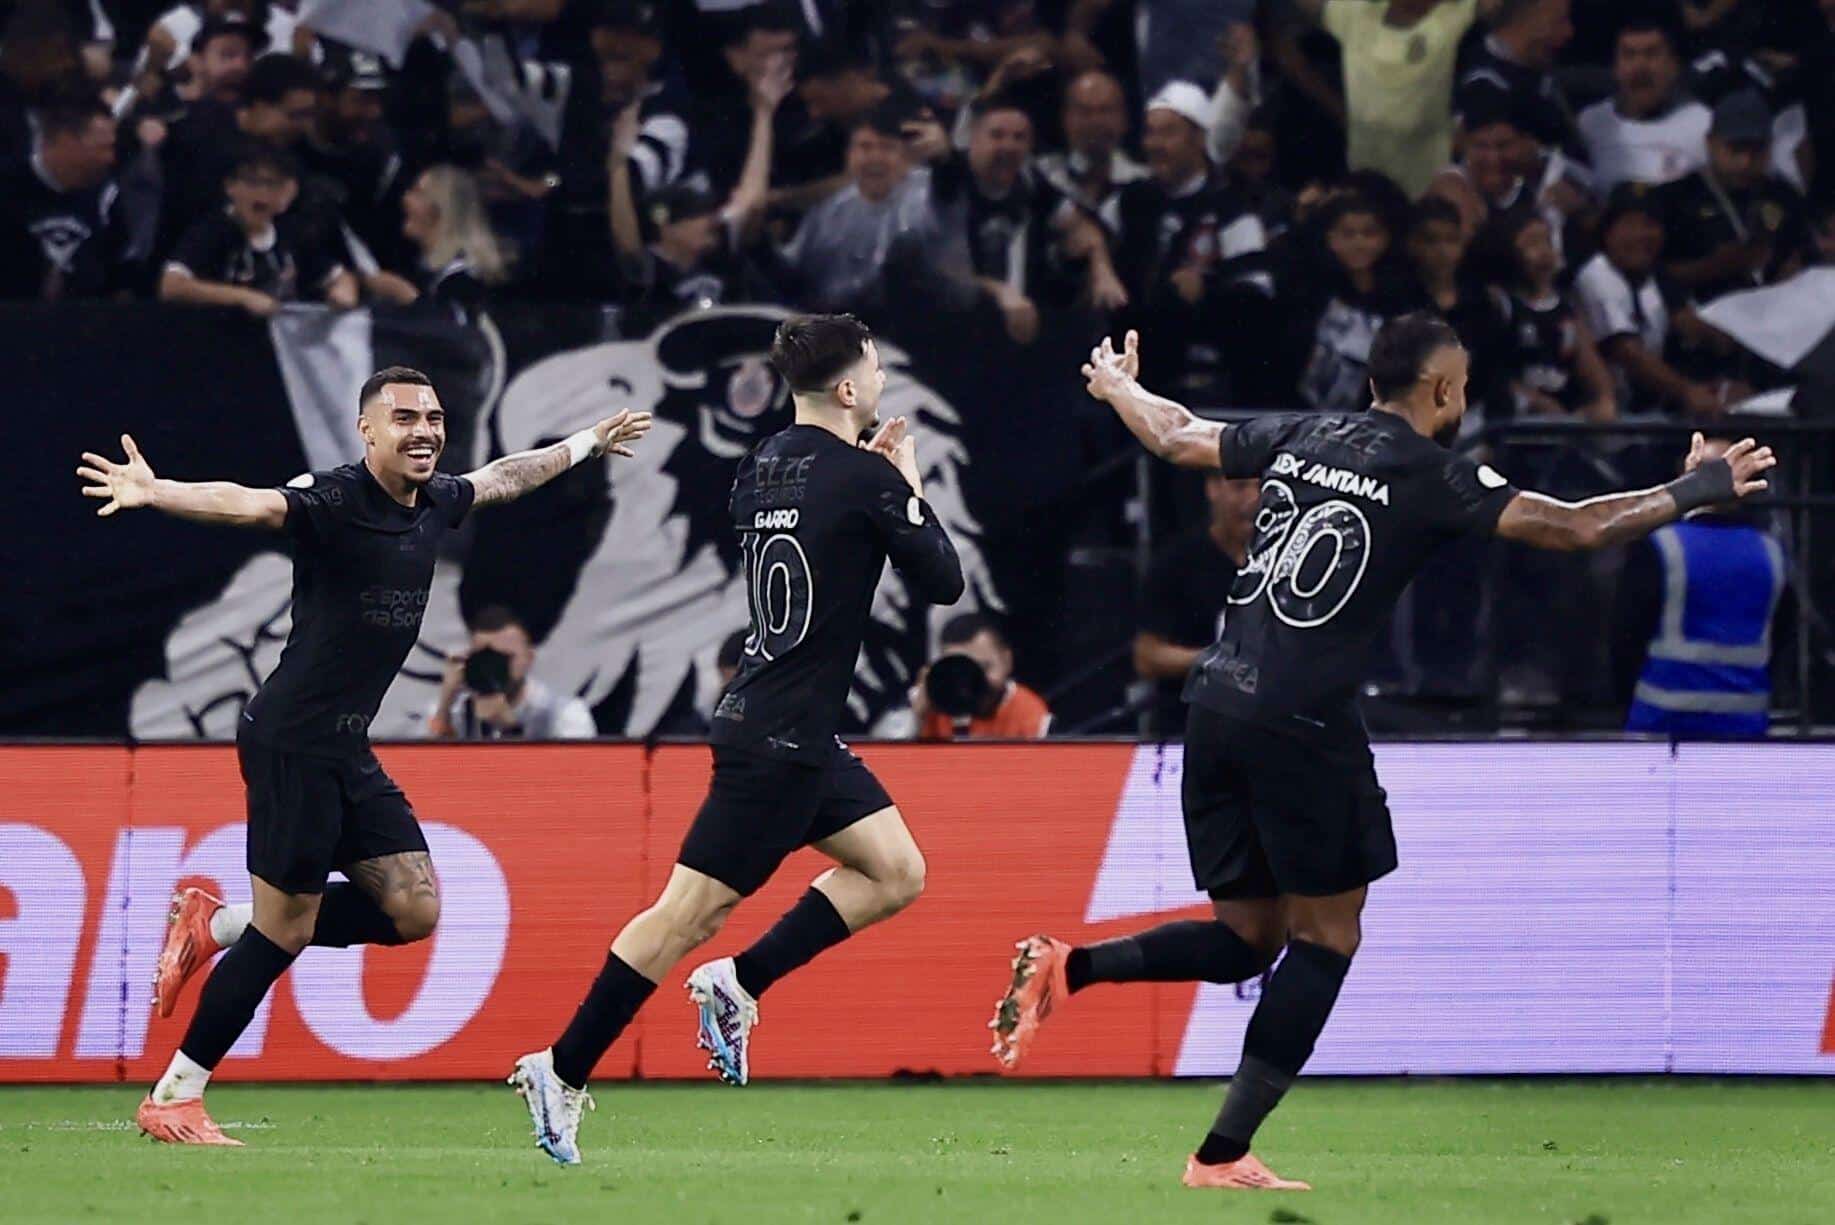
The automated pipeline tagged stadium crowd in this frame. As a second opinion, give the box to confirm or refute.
[3,0,1825,734]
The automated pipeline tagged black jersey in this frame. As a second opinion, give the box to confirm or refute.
[1185,411,1518,737]
[711,424,964,763]
[242,462,474,754]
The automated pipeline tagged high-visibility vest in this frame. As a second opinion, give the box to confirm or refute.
[1626,520,1784,738]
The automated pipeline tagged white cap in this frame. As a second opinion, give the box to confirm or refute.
[1146,80,1214,133]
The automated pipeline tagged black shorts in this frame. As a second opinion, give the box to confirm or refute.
[1181,704,1397,900]
[678,740,894,897]
[237,732,428,895]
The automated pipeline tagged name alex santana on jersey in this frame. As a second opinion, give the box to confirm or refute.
[1268,452,1392,506]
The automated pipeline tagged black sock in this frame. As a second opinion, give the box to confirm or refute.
[732,888,852,1000]
[1198,940,1352,1160]
[177,927,297,1070]
[1066,920,1270,993]
[309,883,404,947]
[551,952,655,1089]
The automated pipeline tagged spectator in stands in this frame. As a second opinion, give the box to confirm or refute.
[1289,191,1419,414]
[176,13,258,108]
[160,143,356,315]
[593,0,687,199]
[364,165,509,317]
[1407,197,1508,420]
[159,52,324,258]
[1658,91,1808,306]
[609,50,788,321]
[1107,81,1267,397]
[1486,209,1616,422]
[921,95,1127,342]
[1428,95,1535,240]
[1223,108,1293,240]
[1574,183,1732,419]
[913,613,1052,741]
[779,48,901,210]
[1296,0,1481,197]
[0,2,91,167]
[142,1,303,77]
[0,96,129,301]
[1035,69,1145,220]
[1135,472,1259,738]
[1615,436,1787,739]
[1064,0,1257,97]
[300,49,405,276]
[1454,0,1575,153]
[780,106,931,312]
[428,606,597,740]
[682,8,801,202]
[1577,16,1712,193]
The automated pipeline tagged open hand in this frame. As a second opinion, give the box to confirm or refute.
[592,409,654,458]
[1721,436,1777,499]
[1081,334,1135,401]
[79,434,157,517]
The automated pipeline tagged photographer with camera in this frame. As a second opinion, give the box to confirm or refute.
[911,613,1052,740]
[426,605,596,740]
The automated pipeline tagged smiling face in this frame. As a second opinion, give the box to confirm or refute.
[968,107,1033,196]
[360,381,446,486]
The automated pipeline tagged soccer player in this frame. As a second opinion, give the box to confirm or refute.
[77,367,651,1146]
[990,317,1774,1190]
[510,314,963,1165]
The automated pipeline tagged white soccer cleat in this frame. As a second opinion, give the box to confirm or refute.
[508,1048,594,1166]
[685,957,759,1086]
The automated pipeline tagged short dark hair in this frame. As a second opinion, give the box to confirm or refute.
[1367,313,1462,403]
[241,53,321,108]
[1409,196,1463,235]
[227,140,297,182]
[469,604,524,634]
[358,365,432,412]
[1493,0,1551,27]
[940,612,1005,649]
[969,92,1031,128]
[38,96,110,140]
[1616,13,1680,55]
[769,314,873,394]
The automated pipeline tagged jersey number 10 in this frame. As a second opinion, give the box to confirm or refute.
[742,530,815,659]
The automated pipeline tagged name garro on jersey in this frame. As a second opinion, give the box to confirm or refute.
[1269,451,1391,506]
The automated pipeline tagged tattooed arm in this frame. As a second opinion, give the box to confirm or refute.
[1495,437,1774,552]
[463,410,652,509]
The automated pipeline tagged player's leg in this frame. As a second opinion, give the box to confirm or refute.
[1185,726,1392,1190]
[1186,886,1362,1190]
[1066,897,1287,994]
[314,752,439,946]
[685,752,914,1084]
[991,705,1282,1067]
[510,863,741,1163]
[728,749,919,1002]
[139,876,322,1146]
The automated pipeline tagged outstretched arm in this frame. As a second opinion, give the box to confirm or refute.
[1495,434,1774,551]
[79,434,287,528]
[1082,331,1226,469]
[465,410,653,509]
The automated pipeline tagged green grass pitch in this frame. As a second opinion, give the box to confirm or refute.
[3,1080,1831,1224]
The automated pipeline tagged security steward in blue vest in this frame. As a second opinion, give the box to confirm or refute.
[1614,435,1787,738]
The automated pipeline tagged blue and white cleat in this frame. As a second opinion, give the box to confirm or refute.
[685,957,759,1086]
[508,1048,594,1165]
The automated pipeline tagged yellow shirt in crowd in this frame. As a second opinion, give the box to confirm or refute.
[1322,0,1478,197]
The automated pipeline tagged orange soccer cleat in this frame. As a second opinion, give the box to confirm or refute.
[988,934,1071,1070]
[136,1096,243,1147]
[153,887,225,1018]
[1182,1153,1311,1191]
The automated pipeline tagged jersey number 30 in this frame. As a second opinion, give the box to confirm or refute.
[743,531,814,659]
[1229,480,1371,628]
